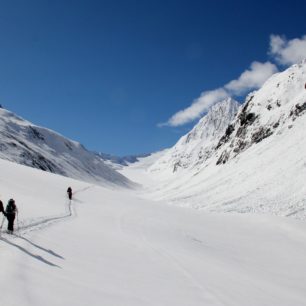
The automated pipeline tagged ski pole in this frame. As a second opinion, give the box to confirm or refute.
[16,211,19,232]
[0,215,5,229]
[0,215,5,235]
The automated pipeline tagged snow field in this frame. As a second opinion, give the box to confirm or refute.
[0,158,306,305]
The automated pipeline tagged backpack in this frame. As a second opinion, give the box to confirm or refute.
[6,200,16,214]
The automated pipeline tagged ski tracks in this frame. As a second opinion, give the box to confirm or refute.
[1,185,94,237]
[0,185,95,306]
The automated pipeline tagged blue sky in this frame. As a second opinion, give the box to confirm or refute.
[0,0,305,155]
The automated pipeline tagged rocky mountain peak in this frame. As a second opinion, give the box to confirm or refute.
[149,98,240,175]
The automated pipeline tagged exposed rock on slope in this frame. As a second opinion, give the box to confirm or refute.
[216,60,306,164]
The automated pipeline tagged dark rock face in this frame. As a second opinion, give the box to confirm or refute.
[173,161,182,172]
[215,96,257,153]
[20,150,64,174]
[239,112,256,127]
[215,94,276,165]
[216,150,230,165]
[233,140,248,153]
[273,122,280,129]
[65,142,73,151]
[216,117,274,165]
[28,127,45,141]
[252,128,273,144]
[290,102,306,119]
[216,124,235,150]
[215,100,306,165]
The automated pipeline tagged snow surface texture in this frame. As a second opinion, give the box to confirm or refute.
[132,61,306,219]
[0,108,133,188]
[1,158,306,306]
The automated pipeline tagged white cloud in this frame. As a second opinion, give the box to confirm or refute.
[161,34,306,127]
[163,61,277,127]
[270,35,306,65]
[225,61,278,95]
[161,88,228,127]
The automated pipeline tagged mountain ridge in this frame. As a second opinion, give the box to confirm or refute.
[0,107,133,188]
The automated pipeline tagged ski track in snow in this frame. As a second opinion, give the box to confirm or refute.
[0,185,94,238]
[0,185,96,306]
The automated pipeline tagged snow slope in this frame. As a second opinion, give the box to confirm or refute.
[1,158,306,306]
[0,107,132,188]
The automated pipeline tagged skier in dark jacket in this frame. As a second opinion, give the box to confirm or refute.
[5,199,18,233]
[67,187,72,200]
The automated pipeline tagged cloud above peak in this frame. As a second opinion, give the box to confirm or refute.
[162,88,228,127]
[225,61,278,95]
[270,34,306,65]
[160,34,305,127]
[162,61,278,127]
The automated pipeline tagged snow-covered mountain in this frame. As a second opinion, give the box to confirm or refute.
[149,98,240,176]
[128,60,306,218]
[0,107,133,187]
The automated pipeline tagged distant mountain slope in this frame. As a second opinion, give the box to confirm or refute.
[149,98,240,176]
[97,152,151,170]
[0,108,132,187]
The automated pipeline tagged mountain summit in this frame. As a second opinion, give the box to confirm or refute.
[150,98,240,175]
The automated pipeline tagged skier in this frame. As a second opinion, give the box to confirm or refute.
[0,200,5,215]
[67,187,72,200]
[5,199,18,233]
